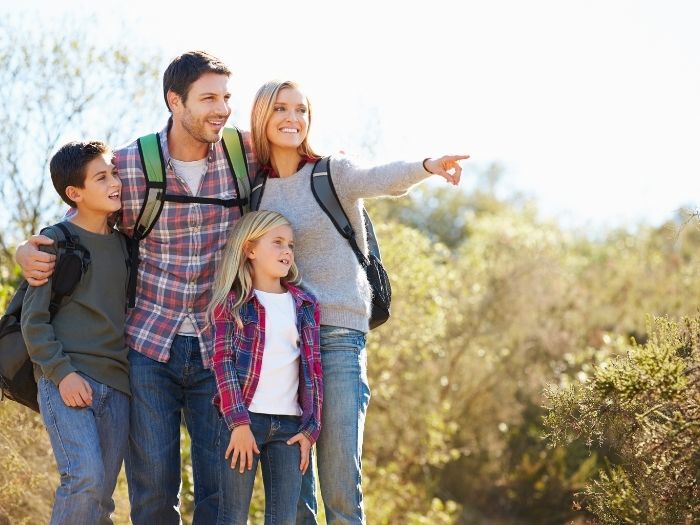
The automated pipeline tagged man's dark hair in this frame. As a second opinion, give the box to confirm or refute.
[162,51,231,112]
[50,141,110,207]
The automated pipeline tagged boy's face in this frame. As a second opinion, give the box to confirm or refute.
[67,153,121,213]
[169,72,232,144]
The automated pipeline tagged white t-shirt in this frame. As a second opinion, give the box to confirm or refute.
[170,157,208,336]
[249,290,302,416]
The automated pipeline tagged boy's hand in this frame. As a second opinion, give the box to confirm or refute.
[287,433,312,474]
[58,372,92,408]
[226,425,260,473]
[16,235,56,286]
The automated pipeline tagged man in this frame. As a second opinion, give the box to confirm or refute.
[17,51,254,524]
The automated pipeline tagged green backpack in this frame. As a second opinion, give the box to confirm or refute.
[126,127,250,306]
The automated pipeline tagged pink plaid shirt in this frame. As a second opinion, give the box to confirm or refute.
[115,121,255,367]
[212,282,323,443]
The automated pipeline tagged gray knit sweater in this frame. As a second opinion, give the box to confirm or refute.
[259,156,430,333]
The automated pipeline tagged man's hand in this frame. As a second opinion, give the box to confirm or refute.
[424,155,470,186]
[58,372,93,408]
[287,433,312,474]
[226,425,260,473]
[15,235,56,286]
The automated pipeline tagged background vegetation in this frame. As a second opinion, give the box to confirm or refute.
[1,13,698,525]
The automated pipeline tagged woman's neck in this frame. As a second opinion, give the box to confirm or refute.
[270,149,302,178]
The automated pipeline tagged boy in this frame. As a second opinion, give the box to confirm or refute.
[22,141,129,525]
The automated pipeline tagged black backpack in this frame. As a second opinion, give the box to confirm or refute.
[0,223,91,412]
[249,157,391,329]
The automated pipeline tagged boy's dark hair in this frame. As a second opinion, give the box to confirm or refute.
[162,51,231,112]
[50,141,110,208]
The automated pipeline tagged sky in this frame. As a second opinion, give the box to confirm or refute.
[11,0,700,232]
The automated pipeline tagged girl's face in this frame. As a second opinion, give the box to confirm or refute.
[266,87,309,154]
[246,224,295,285]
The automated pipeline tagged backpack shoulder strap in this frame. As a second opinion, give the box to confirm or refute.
[135,133,167,241]
[222,127,250,215]
[249,169,267,212]
[310,157,368,265]
[43,222,91,320]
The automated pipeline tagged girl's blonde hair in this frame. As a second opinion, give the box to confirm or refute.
[250,80,320,168]
[207,210,300,327]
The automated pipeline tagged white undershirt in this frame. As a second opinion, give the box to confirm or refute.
[249,290,302,416]
[171,157,208,336]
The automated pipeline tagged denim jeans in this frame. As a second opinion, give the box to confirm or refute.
[296,325,370,525]
[218,412,303,525]
[125,335,222,525]
[38,374,129,525]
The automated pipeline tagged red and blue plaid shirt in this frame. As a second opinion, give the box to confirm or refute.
[115,121,255,368]
[212,283,323,443]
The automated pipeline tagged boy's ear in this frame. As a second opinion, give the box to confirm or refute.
[65,185,83,204]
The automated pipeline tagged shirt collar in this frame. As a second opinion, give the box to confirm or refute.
[260,156,317,179]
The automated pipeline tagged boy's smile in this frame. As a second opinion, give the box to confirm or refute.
[68,153,122,215]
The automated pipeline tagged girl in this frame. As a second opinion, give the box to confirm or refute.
[209,210,322,525]
[249,80,468,524]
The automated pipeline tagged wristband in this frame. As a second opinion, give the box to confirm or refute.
[422,158,434,174]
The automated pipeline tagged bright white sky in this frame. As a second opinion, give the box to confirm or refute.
[14,0,700,231]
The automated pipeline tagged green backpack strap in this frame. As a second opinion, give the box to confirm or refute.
[221,127,251,214]
[135,133,167,241]
[129,132,167,308]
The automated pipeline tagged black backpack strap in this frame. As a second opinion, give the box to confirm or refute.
[249,169,268,212]
[310,157,369,267]
[163,194,246,207]
[45,223,91,320]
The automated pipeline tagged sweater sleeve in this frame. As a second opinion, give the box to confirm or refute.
[330,156,432,201]
[21,229,77,386]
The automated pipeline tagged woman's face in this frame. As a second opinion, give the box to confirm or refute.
[265,87,309,154]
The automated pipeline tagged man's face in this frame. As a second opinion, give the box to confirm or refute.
[171,72,231,144]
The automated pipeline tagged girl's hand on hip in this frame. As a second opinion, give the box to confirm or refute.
[287,433,312,474]
[423,155,470,186]
[226,425,260,473]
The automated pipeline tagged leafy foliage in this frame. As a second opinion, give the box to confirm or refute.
[544,316,700,524]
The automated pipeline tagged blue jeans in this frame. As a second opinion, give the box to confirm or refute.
[38,374,129,525]
[297,326,370,525]
[125,335,222,525]
[218,412,303,525]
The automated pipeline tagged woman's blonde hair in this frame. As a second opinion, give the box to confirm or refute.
[250,80,320,168]
[207,210,300,328]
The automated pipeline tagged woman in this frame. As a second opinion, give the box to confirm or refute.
[246,80,467,524]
